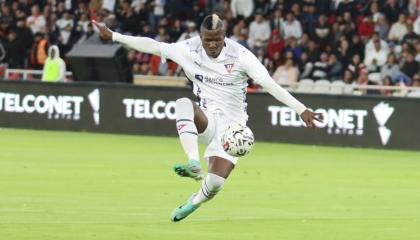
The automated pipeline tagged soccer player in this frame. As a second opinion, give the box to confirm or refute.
[93,15,322,222]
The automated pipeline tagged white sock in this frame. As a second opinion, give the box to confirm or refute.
[175,98,199,161]
[192,173,225,205]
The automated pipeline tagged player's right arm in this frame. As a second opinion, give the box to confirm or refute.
[92,20,185,64]
[93,20,162,56]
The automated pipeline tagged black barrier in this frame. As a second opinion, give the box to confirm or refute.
[0,80,419,150]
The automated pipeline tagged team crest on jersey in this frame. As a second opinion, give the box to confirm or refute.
[224,63,234,74]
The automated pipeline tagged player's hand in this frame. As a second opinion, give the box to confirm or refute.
[92,20,113,41]
[300,109,323,128]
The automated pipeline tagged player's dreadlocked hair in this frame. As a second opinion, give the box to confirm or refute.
[200,14,224,32]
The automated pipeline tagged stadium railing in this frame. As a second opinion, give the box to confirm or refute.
[4,69,73,81]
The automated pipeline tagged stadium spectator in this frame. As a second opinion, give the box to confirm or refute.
[369,2,383,23]
[270,8,283,31]
[414,16,420,35]
[311,14,331,50]
[301,2,318,31]
[5,30,20,68]
[327,53,344,80]
[187,3,205,28]
[415,43,420,62]
[290,3,303,21]
[177,21,199,42]
[0,3,14,27]
[77,23,101,44]
[26,5,46,34]
[57,11,74,30]
[337,0,356,17]
[343,69,355,84]
[254,0,270,17]
[306,39,321,63]
[298,52,313,79]
[349,34,365,59]
[366,33,389,56]
[281,12,302,39]
[29,32,48,69]
[255,47,270,69]
[400,52,420,80]
[358,15,375,41]
[42,45,66,82]
[247,11,271,50]
[284,37,302,60]
[381,54,401,81]
[364,38,388,71]
[272,58,299,86]
[267,29,285,60]
[76,13,90,34]
[402,23,419,44]
[374,15,390,40]
[14,17,33,66]
[384,0,402,23]
[230,0,254,18]
[388,13,408,42]
[336,37,352,68]
[310,52,329,80]
[169,19,184,42]
[347,54,364,79]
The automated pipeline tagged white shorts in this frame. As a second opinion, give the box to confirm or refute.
[198,110,240,165]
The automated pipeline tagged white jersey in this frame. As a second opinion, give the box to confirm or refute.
[113,32,306,122]
[159,37,270,124]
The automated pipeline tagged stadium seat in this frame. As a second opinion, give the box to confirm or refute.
[343,83,355,95]
[329,80,346,95]
[312,80,331,94]
[407,90,420,98]
[295,79,314,93]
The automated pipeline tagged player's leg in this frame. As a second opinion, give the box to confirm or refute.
[173,97,208,180]
[192,156,233,204]
[171,156,234,222]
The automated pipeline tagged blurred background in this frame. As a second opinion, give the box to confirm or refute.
[0,0,419,96]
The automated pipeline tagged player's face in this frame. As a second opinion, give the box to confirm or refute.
[201,29,225,58]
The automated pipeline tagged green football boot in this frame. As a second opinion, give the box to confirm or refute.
[171,194,200,222]
[173,160,203,180]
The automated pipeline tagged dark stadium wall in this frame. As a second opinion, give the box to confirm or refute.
[0,80,419,151]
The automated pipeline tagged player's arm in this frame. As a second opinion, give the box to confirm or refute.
[241,49,322,127]
[92,20,161,56]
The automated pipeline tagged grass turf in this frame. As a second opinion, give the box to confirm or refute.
[0,128,419,240]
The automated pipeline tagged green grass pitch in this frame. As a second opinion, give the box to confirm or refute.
[0,128,419,240]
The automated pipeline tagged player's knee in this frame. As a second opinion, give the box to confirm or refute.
[175,98,194,119]
[175,98,192,109]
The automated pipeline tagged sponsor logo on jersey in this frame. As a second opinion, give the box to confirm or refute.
[224,63,234,74]
[194,74,234,86]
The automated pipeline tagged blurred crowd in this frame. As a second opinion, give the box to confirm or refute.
[0,0,419,95]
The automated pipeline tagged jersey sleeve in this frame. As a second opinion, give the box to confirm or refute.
[240,47,307,115]
[159,41,187,64]
[240,48,272,85]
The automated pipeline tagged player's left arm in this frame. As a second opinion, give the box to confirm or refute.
[241,49,322,128]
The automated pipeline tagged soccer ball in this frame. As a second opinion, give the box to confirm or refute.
[221,124,254,157]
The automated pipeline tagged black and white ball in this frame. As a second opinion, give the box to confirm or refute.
[221,124,255,157]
